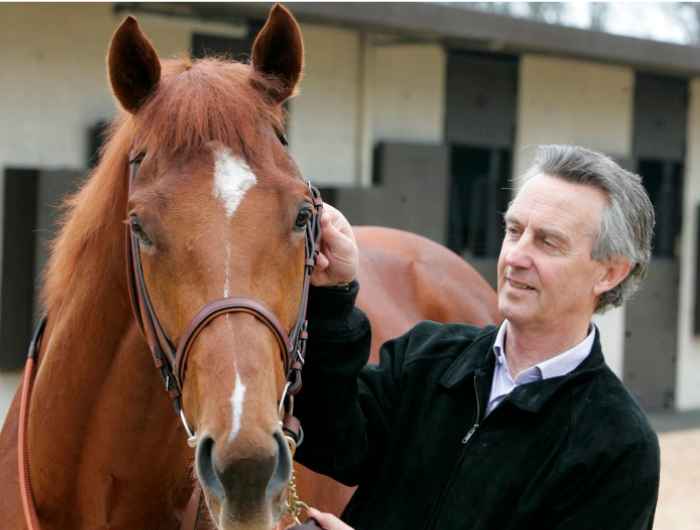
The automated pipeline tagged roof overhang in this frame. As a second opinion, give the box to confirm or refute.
[116,2,700,76]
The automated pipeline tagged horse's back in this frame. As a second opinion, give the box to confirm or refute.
[354,226,500,358]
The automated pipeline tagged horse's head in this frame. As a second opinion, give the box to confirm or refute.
[108,5,313,528]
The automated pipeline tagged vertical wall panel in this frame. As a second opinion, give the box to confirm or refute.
[336,143,449,245]
[287,24,360,186]
[371,44,445,144]
[445,51,517,265]
[445,52,517,148]
[677,79,700,410]
[515,55,633,178]
[0,168,38,370]
[625,73,687,411]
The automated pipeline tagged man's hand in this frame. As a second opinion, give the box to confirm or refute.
[306,508,355,530]
[311,203,358,287]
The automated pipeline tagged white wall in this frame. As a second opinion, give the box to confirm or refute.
[677,78,700,410]
[370,44,445,145]
[287,23,361,187]
[515,55,635,378]
[0,373,20,426]
[0,4,246,424]
[287,35,446,188]
[0,4,245,170]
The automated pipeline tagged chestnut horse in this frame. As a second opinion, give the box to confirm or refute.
[0,5,499,530]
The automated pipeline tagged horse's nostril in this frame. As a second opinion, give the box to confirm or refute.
[195,431,291,519]
[267,430,292,500]
[196,435,225,501]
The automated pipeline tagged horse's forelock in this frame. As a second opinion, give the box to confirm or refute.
[134,57,286,169]
[42,57,290,316]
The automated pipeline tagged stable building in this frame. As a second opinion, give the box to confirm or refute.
[1,2,699,423]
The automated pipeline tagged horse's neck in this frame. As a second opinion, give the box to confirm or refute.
[28,224,193,529]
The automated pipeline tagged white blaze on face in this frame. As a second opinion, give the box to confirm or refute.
[212,146,257,219]
[211,146,253,442]
[212,146,256,299]
[223,244,231,298]
[229,370,247,442]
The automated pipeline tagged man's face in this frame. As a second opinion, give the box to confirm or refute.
[497,173,608,331]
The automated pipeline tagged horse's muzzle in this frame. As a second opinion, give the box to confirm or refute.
[195,430,292,522]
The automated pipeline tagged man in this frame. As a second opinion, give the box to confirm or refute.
[296,145,660,530]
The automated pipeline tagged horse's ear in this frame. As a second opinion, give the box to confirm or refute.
[108,16,161,114]
[251,4,304,103]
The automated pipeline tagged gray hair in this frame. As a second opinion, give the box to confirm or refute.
[518,145,655,313]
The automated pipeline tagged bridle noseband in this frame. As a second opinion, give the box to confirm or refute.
[125,154,322,447]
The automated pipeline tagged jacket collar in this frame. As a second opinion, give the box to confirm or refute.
[439,325,607,413]
[439,326,498,388]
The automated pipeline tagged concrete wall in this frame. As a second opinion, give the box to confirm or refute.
[331,42,448,242]
[290,38,447,188]
[677,79,700,410]
[371,44,445,145]
[287,23,361,187]
[0,4,246,170]
[515,55,635,378]
[336,142,449,244]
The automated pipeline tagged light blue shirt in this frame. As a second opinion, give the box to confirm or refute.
[485,320,596,417]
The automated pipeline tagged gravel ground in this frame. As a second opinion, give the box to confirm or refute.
[655,427,700,530]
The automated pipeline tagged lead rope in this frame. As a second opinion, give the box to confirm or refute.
[18,316,47,530]
[19,357,40,530]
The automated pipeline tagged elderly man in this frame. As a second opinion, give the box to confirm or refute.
[296,145,660,530]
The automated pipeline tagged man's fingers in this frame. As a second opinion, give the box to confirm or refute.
[306,508,355,530]
[313,202,358,286]
[315,252,329,270]
[322,219,354,260]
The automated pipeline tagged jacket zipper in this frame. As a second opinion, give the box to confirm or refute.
[425,374,482,530]
[461,375,481,444]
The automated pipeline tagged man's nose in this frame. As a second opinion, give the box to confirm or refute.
[503,235,533,269]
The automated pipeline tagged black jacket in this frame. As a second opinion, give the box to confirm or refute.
[295,283,660,530]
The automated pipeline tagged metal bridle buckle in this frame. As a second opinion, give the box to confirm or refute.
[278,380,292,419]
[180,409,197,448]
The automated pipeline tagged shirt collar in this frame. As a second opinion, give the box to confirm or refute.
[492,320,595,380]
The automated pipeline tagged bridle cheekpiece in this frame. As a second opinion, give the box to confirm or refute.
[125,151,322,448]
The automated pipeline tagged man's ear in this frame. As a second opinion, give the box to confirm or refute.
[593,257,633,297]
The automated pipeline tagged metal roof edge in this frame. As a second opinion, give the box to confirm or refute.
[117,2,700,76]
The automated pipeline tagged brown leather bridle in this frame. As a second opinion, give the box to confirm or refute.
[125,151,323,447]
[18,150,323,530]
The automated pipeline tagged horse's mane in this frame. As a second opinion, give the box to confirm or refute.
[42,57,286,317]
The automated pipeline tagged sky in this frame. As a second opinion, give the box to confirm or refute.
[462,3,700,47]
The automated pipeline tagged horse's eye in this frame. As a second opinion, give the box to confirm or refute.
[294,207,312,231]
[129,152,146,171]
[276,130,288,147]
[130,215,153,247]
